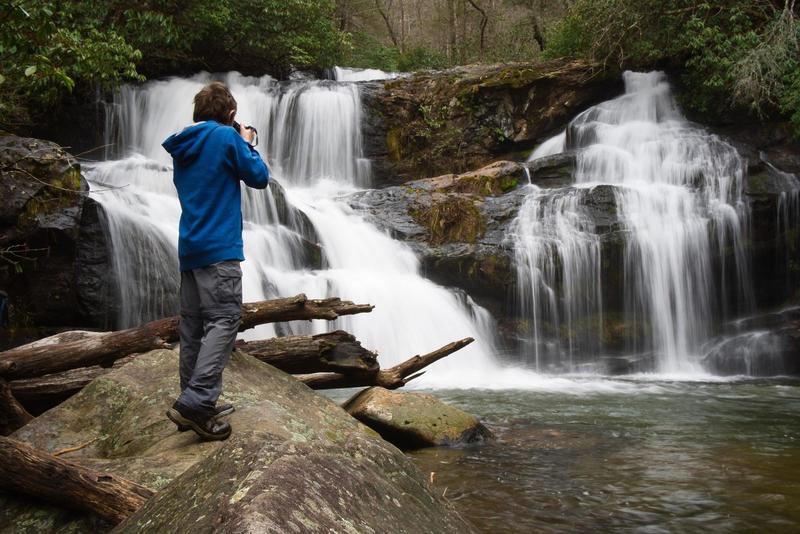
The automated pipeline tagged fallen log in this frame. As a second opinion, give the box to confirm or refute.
[0,294,374,380]
[0,436,154,524]
[236,330,378,374]
[9,332,379,413]
[9,356,135,415]
[296,337,474,390]
[0,379,33,436]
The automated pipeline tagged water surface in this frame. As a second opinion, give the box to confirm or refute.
[408,380,800,532]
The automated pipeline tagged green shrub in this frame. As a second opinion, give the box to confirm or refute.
[544,0,800,133]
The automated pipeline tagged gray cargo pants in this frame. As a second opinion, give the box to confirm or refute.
[177,260,242,416]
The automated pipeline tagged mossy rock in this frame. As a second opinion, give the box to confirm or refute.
[410,195,486,245]
[343,387,493,450]
[3,349,475,533]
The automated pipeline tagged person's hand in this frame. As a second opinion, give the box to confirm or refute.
[240,124,255,144]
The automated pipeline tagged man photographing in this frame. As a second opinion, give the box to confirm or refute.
[162,82,269,440]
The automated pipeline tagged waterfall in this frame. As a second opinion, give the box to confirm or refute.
[332,67,400,82]
[86,70,498,386]
[513,185,603,370]
[516,71,753,373]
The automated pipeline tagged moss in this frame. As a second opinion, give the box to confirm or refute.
[746,171,772,196]
[410,196,486,245]
[17,163,82,226]
[386,127,403,161]
[476,66,545,90]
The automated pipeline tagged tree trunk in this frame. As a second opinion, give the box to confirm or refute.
[7,331,378,412]
[0,294,373,381]
[296,337,474,389]
[236,330,378,374]
[375,0,400,47]
[466,0,488,57]
[0,436,154,525]
[9,356,135,415]
[0,379,33,436]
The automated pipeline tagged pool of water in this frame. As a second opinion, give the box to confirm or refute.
[405,379,800,533]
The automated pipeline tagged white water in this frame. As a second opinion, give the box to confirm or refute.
[87,71,501,387]
[333,66,401,82]
[513,184,603,369]
[517,71,753,373]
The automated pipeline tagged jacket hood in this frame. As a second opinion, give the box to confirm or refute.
[162,121,224,164]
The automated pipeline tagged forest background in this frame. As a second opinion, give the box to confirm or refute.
[1,0,799,134]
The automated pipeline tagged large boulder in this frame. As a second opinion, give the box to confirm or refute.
[0,134,115,340]
[344,387,493,450]
[0,349,474,533]
[361,59,622,185]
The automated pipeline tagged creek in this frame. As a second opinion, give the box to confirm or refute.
[85,67,800,530]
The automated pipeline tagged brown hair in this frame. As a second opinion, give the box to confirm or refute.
[192,82,237,124]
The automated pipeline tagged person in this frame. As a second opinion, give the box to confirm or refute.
[162,82,269,440]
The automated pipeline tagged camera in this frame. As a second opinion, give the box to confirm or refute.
[231,121,258,147]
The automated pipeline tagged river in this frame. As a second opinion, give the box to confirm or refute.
[409,380,800,532]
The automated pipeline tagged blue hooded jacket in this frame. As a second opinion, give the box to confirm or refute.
[162,120,269,271]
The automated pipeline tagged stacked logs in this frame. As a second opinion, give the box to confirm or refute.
[0,293,474,525]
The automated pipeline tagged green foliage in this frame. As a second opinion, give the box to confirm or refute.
[0,1,142,127]
[780,65,800,134]
[343,32,448,72]
[1,0,349,129]
[544,0,800,132]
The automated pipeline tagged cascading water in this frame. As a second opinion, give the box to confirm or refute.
[516,71,753,373]
[513,185,603,370]
[87,70,498,386]
[332,66,400,82]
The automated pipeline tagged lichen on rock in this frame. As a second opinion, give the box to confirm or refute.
[343,387,493,450]
[1,349,475,533]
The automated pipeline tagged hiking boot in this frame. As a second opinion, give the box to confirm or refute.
[175,403,235,432]
[167,401,232,441]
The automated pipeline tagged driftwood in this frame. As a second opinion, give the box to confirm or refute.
[0,295,374,380]
[0,436,154,524]
[296,337,474,390]
[236,330,378,374]
[8,331,380,412]
[0,379,33,436]
[9,356,135,415]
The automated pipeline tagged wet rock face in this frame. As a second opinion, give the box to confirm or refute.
[2,350,474,533]
[347,161,531,316]
[702,307,800,376]
[343,387,493,450]
[362,59,622,185]
[268,179,323,269]
[0,135,114,333]
[733,126,800,310]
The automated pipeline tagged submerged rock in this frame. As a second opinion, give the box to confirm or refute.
[1,350,474,533]
[343,387,493,450]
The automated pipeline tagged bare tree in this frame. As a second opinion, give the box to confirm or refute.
[466,0,489,57]
[375,0,400,47]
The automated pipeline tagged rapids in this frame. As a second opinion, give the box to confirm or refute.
[87,71,499,387]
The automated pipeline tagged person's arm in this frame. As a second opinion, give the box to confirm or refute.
[230,129,270,189]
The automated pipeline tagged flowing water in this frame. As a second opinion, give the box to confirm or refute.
[87,69,800,531]
[87,71,498,385]
[516,72,754,374]
[407,381,800,533]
